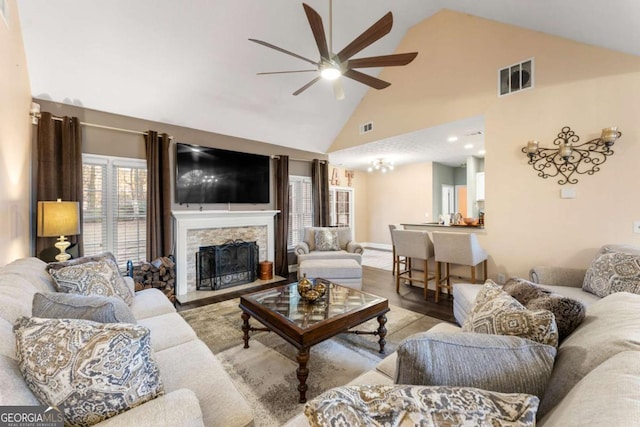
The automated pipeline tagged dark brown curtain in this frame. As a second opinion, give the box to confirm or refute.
[312,159,330,226]
[274,155,290,277]
[145,131,172,260]
[36,112,84,257]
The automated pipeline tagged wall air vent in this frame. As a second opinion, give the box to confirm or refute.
[498,58,534,97]
[359,122,373,134]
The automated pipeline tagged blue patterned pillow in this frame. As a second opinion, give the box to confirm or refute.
[49,259,134,305]
[14,316,164,426]
[305,384,538,427]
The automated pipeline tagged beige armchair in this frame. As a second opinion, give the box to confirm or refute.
[295,227,363,264]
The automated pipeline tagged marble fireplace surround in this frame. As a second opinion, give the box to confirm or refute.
[172,210,279,297]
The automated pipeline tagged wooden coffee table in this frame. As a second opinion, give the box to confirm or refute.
[239,281,389,403]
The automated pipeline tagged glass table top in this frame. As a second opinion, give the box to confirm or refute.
[243,281,386,330]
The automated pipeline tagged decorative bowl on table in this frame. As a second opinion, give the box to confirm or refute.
[463,218,478,226]
[297,275,327,303]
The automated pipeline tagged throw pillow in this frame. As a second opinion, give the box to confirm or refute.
[314,229,340,251]
[47,251,119,272]
[395,331,556,399]
[462,281,559,347]
[32,292,136,324]
[49,259,134,305]
[582,248,640,297]
[13,316,164,426]
[304,384,539,427]
[503,277,586,341]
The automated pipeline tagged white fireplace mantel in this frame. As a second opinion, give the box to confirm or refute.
[172,210,279,296]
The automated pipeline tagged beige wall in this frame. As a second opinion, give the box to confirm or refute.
[331,10,640,278]
[364,162,433,245]
[0,1,32,264]
[35,100,328,212]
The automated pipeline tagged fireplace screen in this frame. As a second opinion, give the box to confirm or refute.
[196,240,259,290]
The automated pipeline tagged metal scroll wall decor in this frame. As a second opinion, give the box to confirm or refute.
[522,126,622,185]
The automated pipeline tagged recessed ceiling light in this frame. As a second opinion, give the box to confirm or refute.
[478,149,486,155]
[447,136,458,142]
[464,144,473,149]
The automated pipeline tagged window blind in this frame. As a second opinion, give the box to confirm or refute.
[288,176,313,248]
[82,154,147,267]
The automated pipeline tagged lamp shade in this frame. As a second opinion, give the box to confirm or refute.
[37,200,80,237]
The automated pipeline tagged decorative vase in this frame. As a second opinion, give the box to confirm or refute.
[297,274,312,296]
[314,281,327,296]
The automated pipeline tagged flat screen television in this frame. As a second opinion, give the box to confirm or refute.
[175,143,270,204]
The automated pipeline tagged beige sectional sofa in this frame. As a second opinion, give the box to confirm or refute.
[286,244,640,426]
[0,257,253,427]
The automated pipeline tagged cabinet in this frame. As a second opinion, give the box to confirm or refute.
[476,172,485,201]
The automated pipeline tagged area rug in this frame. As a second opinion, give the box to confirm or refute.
[180,298,443,426]
[362,248,394,271]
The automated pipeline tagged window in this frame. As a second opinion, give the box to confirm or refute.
[329,187,354,230]
[82,154,147,266]
[288,176,312,248]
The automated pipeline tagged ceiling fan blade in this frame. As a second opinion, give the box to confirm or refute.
[257,70,318,75]
[333,78,345,100]
[293,76,321,96]
[303,3,330,60]
[343,69,391,90]
[249,38,318,66]
[348,52,418,69]
[336,12,393,63]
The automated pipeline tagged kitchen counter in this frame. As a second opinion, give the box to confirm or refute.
[401,223,485,233]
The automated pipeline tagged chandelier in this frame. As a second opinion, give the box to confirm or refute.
[367,159,394,173]
[522,126,622,185]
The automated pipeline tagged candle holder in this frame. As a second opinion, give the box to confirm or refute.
[522,126,622,185]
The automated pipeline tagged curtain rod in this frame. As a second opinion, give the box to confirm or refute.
[48,115,174,139]
[271,155,327,163]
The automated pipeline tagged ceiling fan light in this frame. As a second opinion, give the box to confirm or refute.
[320,67,341,81]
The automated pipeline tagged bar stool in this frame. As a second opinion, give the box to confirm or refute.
[432,231,488,303]
[392,229,436,300]
[389,224,407,275]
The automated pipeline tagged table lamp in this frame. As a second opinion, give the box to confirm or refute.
[37,199,80,262]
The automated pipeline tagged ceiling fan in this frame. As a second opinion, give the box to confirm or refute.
[249,1,418,100]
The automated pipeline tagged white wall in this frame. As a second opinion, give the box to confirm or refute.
[0,0,32,264]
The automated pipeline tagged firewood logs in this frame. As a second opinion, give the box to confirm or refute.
[131,256,176,302]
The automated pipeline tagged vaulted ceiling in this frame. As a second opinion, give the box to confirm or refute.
[18,0,640,164]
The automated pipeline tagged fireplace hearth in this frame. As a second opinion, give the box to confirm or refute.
[196,240,259,290]
[172,210,278,297]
